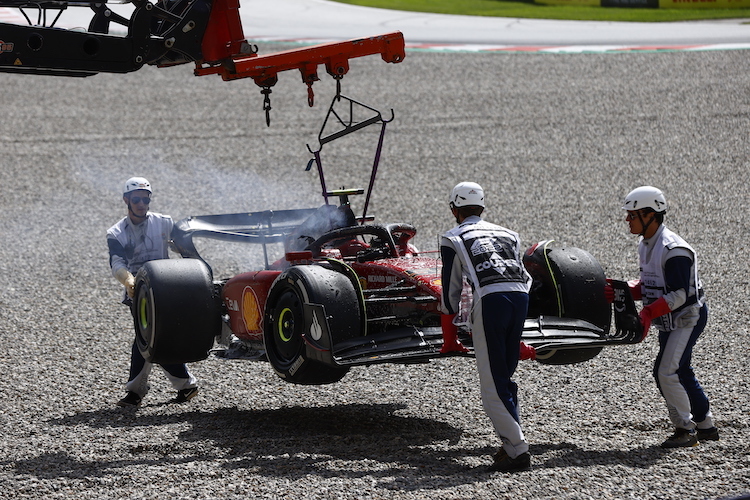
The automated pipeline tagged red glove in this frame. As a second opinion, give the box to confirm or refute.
[440,313,468,353]
[604,279,614,304]
[520,342,536,360]
[628,279,643,301]
[638,297,671,341]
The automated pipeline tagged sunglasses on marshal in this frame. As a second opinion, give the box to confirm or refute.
[130,196,151,205]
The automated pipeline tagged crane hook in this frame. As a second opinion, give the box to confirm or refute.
[261,87,272,127]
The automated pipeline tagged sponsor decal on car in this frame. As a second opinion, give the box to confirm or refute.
[614,287,627,313]
[368,274,399,284]
[289,355,305,376]
[242,286,263,334]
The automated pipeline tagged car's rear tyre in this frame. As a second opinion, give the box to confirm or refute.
[264,265,358,385]
[134,259,221,364]
[524,241,611,365]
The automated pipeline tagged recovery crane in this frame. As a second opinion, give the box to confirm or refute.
[0,0,405,123]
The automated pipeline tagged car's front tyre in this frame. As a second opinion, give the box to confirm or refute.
[264,265,358,384]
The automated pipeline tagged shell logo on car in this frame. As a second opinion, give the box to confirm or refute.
[242,286,263,334]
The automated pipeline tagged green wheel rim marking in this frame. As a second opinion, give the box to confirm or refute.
[139,297,148,330]
[278,307,293,342]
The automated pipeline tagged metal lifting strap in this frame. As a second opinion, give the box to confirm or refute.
[308,150,330,205]
[360,118,388,223]
[308,94,393,151]
[305,94,394,211]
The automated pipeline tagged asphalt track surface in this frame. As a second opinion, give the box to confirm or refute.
[2,0,750,48]
[1,3,750,500]
[241,0,750,47]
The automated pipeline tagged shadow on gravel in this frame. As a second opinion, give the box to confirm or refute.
[23,403,493,488]
[18,405,673,490]
[530,441,668,469]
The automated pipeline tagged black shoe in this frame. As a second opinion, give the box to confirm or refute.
[173,387,199,403]
[488,449,531,472]
[697,427,720,442]
[117,391,142,407]
[661,428,698,448]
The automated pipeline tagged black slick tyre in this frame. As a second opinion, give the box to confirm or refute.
[523,241,611,365]
[134,258,221,364]
[264,265,358,385]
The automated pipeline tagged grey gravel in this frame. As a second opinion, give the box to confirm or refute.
[1,45,749,500]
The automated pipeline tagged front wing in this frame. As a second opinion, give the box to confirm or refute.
[330,280,642,366]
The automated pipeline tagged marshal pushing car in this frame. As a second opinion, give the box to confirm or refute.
[131,95,643,386]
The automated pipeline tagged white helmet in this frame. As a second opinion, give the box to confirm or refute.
[450,182,485,208]
[123,177,152,195]
[622,186,667,213]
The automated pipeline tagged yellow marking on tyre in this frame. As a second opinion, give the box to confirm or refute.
[278,308,293,342]
[139,298,148,330]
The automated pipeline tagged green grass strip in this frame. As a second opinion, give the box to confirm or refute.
[331,0,750,22]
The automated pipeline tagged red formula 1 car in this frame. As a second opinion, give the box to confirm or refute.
[131,96,643,385]
[0,0,641,383]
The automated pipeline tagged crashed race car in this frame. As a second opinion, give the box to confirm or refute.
[0,0,641,383]
[130,95,644,385]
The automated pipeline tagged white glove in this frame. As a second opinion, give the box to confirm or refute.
[114,268,136,298]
